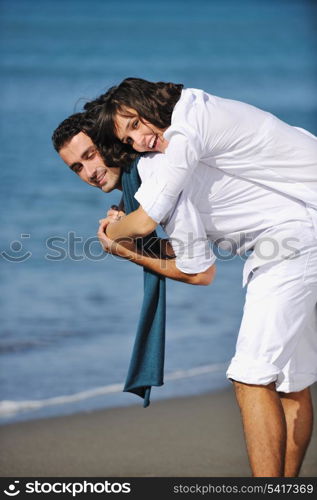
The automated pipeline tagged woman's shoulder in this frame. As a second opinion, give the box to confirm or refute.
[175,87,217,115]
[181,87,213,102]
[168,88,216,138]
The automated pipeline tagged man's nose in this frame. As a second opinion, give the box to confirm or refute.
[84,163,97,180]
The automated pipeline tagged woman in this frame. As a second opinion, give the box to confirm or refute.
[87,79,317,477]
[90,77,317,242]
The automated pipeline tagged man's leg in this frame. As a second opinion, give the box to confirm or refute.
[279,387,313,477]
[233,381,287,477]
[229,246,317,476]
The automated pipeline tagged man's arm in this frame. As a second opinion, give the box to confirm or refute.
[98,225,215,286]
[112,242,215,286]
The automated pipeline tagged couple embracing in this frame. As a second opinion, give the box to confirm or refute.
[52,78,317,477]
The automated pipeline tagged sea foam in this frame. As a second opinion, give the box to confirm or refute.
[0,362,227,418]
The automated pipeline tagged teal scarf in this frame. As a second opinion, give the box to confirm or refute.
[121,158,166,407]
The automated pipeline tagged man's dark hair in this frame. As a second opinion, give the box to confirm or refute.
[52,110,139,170]
[52,112,85,152]
[86,77,183,150]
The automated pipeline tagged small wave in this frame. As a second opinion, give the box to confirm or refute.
[164,363,227,381]
[0,362,228,418]
[0,340,51,354]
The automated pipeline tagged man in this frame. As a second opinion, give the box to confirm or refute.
[52,113,316,477]
[52,113,215,286]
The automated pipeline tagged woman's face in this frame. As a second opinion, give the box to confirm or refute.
[115,108,168,153]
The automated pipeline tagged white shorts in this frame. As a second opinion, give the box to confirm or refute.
[226,242,317,393]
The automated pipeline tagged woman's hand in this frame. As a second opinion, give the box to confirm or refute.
[106,206,158,241]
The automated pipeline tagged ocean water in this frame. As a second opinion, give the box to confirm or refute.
[0,0,316,424]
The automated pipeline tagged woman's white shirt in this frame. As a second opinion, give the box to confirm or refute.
[136,88,317,225]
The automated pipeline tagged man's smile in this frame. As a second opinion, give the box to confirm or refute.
[95,169,108,187]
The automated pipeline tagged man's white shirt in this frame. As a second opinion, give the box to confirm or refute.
[136,153,316,286]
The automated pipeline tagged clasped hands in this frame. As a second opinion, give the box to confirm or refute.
[97,207,137,256]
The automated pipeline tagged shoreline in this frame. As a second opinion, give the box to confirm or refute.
[1,385,316,477]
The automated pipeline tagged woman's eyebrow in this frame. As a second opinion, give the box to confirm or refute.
[118,113,137,141]
[120,118,132,142]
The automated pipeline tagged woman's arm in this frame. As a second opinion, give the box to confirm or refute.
[105,208,174,257]
[107,125,202,240]
[106,206,157,240]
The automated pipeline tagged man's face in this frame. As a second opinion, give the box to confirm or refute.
[59,132,122,193]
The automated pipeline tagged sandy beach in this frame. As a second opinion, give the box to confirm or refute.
[1,385,316,477]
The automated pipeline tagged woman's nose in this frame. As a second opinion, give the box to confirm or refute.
[131,130,144,148]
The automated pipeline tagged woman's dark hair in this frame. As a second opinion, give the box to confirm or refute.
[83,95,140,170]
[52,108,139,171]
[88,77,183,148]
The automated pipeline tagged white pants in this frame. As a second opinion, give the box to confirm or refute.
[227,242,317,393]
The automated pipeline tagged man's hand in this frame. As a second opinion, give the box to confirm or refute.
[97,207,136,254]
[97,217,117,253]
[97,206,126,252]
[106,207,126,221]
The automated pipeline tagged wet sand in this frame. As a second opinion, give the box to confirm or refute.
[1,385,316,477]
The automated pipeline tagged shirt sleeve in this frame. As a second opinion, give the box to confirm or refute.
[134,123,202,223]
[165,196,216,274]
